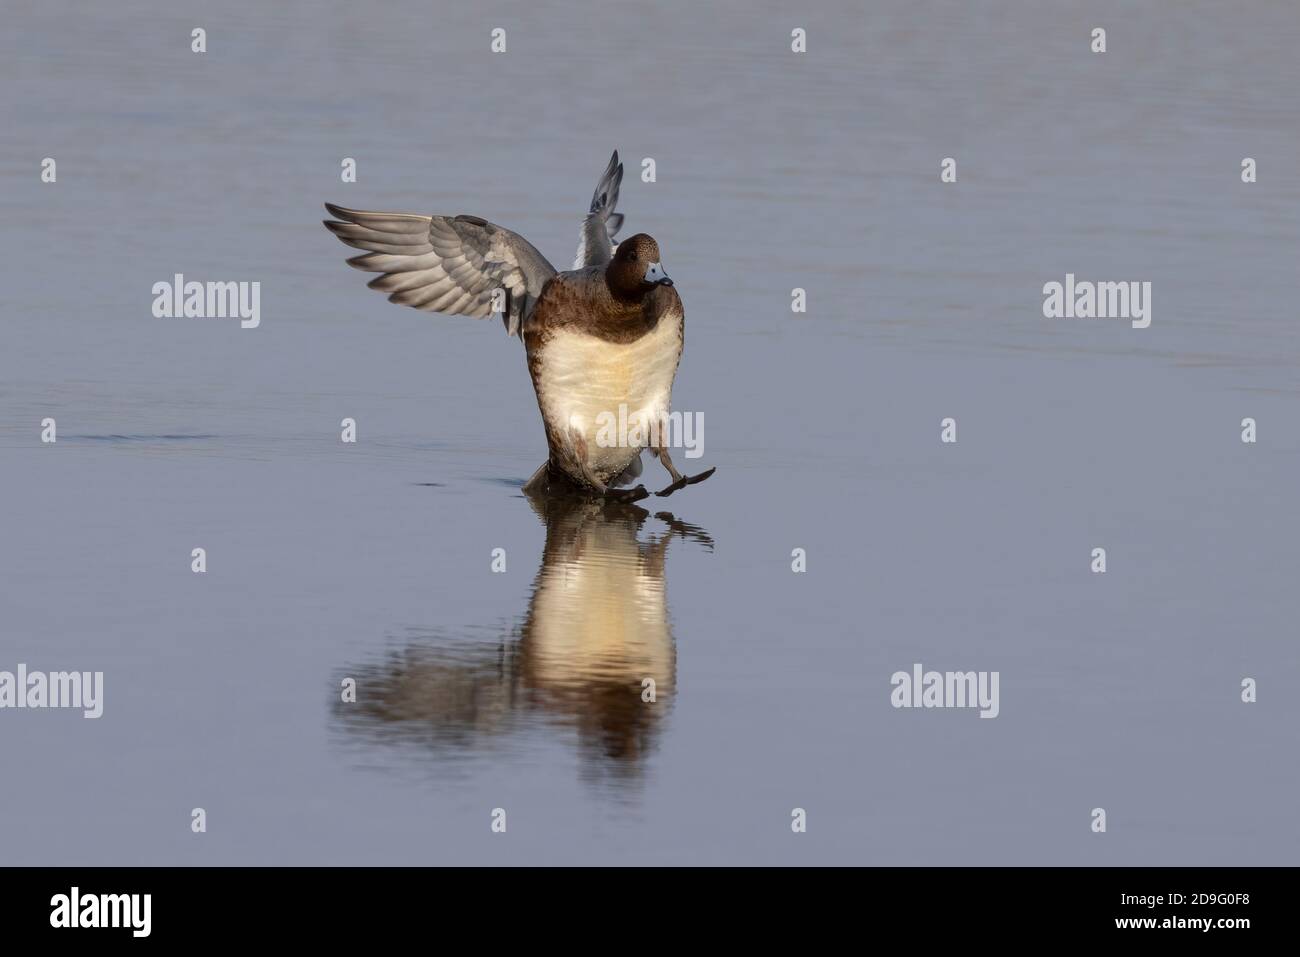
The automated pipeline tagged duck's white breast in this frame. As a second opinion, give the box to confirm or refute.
[536,314,682,472]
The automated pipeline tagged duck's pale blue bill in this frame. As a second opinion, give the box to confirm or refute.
[645,261,673,286]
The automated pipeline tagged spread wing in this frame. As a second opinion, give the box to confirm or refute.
[573,150,626,268]
[323,204,557,337]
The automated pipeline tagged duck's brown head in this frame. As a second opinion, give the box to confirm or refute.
[606,233,673,302]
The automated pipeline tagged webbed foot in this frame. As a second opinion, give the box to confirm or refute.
[655,467,716,497]
[606,484,650,503]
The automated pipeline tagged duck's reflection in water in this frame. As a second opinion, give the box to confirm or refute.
[335,486,713,784]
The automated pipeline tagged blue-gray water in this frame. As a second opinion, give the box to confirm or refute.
[2,0,1298,864]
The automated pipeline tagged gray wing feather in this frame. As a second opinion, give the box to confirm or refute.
[574,151,625,268]
[323,203,557,336]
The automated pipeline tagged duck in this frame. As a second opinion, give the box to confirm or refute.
[323,151,714,502]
